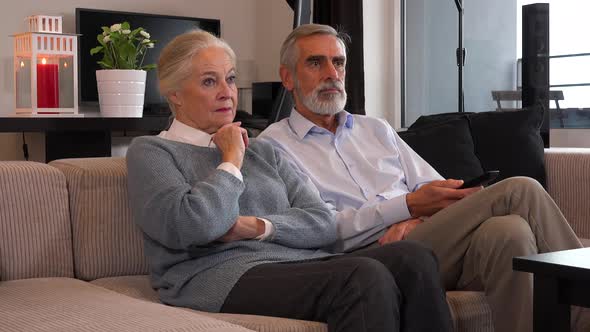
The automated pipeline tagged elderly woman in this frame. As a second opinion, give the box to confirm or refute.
[126,30,452,332]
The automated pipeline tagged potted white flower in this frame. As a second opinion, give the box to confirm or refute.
[90,22,157,117]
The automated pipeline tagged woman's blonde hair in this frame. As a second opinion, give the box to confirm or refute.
[158,30,236,114]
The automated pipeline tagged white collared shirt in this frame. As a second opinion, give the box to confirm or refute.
[158,119,274,241]
[259,110,442,251]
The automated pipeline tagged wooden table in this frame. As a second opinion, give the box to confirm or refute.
[513,247,590,332]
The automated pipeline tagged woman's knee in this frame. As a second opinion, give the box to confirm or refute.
[342,257,398,293]
[334,258,401,329]
[383,240,439,273]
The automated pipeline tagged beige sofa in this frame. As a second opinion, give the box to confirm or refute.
[0,148,588,332]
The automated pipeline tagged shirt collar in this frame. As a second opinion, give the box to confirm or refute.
[288,109,354,140]
[158,118,214,147]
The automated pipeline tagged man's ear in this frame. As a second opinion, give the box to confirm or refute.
[280,65,295,91]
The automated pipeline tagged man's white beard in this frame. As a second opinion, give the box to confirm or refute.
[296,79,347,116]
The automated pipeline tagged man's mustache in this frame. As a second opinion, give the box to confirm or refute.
[315,80,345,93]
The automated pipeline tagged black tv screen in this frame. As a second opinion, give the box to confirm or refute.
[76,8,221,115]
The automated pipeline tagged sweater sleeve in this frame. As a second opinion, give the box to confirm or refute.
[126,138,245,250]
[261,147,337,249]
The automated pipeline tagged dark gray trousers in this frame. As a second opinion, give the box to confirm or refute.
[220,240,453,332]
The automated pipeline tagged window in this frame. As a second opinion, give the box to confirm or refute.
[517,0,590,128]
[402,0,517,128]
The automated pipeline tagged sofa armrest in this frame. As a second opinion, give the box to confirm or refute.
[544,148,590,239]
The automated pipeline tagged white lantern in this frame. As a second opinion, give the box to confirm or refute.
[13,15,81,116]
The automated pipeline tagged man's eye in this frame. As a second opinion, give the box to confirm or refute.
[335,60,345,68]
[203,78,215,87]
[309,60,320,67]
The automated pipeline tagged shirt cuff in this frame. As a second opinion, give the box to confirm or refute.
[379,194,413,226]
[255,218,275,241]
[217,162,243,182]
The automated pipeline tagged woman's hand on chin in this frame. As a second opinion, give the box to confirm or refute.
[212,122,249,169]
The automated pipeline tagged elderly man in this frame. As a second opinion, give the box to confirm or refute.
[258,23,585,332]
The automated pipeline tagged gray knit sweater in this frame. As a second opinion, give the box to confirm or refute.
[126,137,337,312]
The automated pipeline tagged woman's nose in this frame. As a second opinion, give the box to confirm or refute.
[218,81,233,100]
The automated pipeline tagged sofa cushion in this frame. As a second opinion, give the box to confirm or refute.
[446,291,493,332]
[91,275,328,332]
[409,112,473,129]
[91,274,160,303]
[0,162,73,280]
[409,109,546,187]
[196,311,328,332]
[398,117,485,181]
[0,277,251,331]
[89,275,493,332]
[468,109,546,187]
[49,157,149,280]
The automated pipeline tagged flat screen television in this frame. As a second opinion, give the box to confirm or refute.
[76,8,221,116]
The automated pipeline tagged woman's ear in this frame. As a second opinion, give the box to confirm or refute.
[168,91,182,108]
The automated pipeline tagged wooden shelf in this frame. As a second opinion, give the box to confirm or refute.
[0,114,171,133]
[0,112,171,162]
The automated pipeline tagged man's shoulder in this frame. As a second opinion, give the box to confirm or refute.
[258,118,298,150]
[259,118,291,139]
[349,113,391,130]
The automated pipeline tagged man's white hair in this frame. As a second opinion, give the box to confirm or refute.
[280,24,348,72]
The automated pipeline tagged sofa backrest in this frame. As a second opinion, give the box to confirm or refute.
[545,148,590,239]
[49,157,149,280]
[0,162,74,280]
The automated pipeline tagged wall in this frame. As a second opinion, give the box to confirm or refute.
[0,0,290,161]
[404,0,517,126]
[362,0,401,128]
[254,0,293,83]
[550,129,590,148]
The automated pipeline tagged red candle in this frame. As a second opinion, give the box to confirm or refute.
[37,61,59,109]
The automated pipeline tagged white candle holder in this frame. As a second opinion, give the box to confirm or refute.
[12,15,80,116]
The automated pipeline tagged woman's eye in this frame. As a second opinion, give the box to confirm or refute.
[203,78,215,87]
[227,75,236,84]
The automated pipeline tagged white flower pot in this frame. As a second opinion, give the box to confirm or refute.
[96,69,147,117]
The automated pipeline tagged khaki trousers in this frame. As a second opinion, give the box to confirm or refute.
[406,177,583,332]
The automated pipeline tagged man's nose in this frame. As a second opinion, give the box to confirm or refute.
[323,62,339,80]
